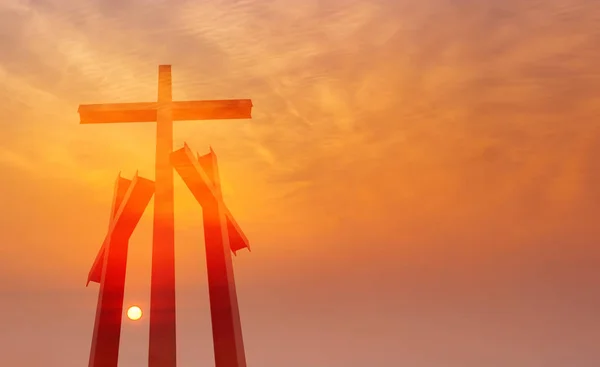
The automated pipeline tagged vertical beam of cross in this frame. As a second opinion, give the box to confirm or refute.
[148,65,177,367]
[198,149,247,367]
[88,174,155,367]
[88,175,131,367]
[171,145,248,367]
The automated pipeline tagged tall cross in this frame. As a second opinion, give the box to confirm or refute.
[78,65,252,366]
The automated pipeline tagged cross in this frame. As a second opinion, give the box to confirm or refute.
[171,144,248,366]
[87,173,154,367]
[78,65,252,367]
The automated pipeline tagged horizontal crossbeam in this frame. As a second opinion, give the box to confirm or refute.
[78,99,253,124]
[87,173,155,285]
[170,144,250,253]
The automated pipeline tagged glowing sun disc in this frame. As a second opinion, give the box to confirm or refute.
[127,306,143,321]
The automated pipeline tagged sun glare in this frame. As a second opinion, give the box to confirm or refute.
[127,306,143,321]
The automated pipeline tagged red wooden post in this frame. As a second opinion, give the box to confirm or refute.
[87,174,154,367]
[171,144,249,367]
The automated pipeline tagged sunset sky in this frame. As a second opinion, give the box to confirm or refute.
[1,0,599,366]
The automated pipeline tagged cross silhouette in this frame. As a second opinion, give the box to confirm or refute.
[79,65,252,366]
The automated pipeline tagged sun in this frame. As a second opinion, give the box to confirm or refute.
[126,306,143,321]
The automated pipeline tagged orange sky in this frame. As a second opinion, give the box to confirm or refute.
[1,0,599,366]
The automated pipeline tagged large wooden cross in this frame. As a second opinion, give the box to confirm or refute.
[79,65,252,367]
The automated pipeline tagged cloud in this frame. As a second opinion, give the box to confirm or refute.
[0,0,598,252]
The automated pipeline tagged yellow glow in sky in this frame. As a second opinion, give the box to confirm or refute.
[126,306,142,321]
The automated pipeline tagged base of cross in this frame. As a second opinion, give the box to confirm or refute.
[87,143,249,367]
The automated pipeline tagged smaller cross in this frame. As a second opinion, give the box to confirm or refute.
[171,143,249,367]
[87,173,154,367]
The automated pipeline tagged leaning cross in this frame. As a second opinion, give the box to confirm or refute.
[78,65,252,367]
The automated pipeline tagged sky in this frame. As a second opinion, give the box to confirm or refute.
[0,0,599,365]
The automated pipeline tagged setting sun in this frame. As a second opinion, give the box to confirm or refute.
[126,306,143,321]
